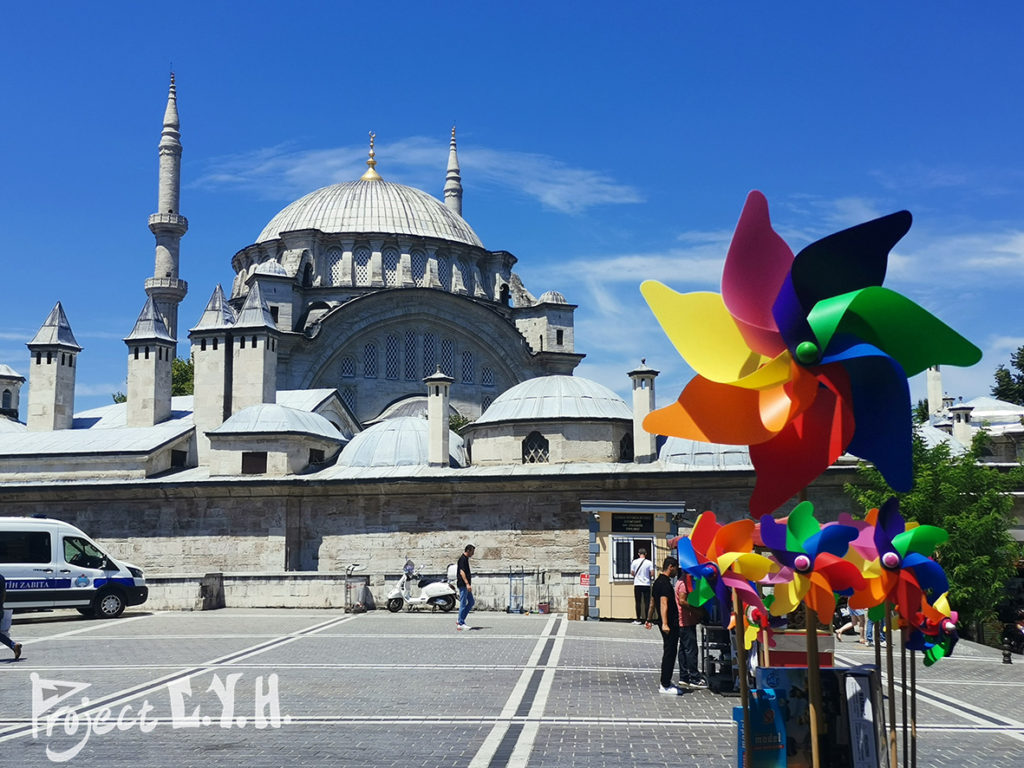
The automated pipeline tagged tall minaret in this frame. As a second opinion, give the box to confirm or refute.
[443,125,462,217]
[145,73,189,341]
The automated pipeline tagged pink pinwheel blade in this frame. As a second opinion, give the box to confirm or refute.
[721,191,793,357]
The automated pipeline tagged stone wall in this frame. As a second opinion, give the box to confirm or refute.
[0,465,859,612]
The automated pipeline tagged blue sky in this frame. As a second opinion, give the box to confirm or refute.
[2,3,1022,416]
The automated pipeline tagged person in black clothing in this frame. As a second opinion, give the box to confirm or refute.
[0,574,24,660]
[456,544,475,630]
[645,556,680,694]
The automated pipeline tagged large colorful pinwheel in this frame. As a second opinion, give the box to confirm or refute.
[641,191,982,517]
[758,501,865,625]
[847,498,950,625]
[674,512,776,627]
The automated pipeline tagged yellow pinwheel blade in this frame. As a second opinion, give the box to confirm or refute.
[769,573,808,616]
[640,282,768,382]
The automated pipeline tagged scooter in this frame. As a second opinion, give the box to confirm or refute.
[386,559,458,613]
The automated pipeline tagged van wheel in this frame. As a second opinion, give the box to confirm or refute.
[93,589,126,619]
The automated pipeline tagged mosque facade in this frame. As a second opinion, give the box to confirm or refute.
[0,78,869,617]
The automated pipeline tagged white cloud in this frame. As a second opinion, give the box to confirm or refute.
[192,137,643,215]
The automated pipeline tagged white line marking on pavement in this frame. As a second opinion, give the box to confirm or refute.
[469,615,557,768]
[17,613,155,645]
[507,616,570,767]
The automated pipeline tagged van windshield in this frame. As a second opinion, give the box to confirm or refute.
[63,537,110,570]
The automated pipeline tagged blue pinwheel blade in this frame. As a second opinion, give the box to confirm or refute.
[677,537,702,572]
[903,552,950,601]
[714,578,732,629]
[789,210,911,315]
[772,273,817,356]
[804,524,858,560]
[821,340,913,492]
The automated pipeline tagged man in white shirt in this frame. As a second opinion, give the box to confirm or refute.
[630,549,654,625]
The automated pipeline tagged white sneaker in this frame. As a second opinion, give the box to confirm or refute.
[460,624,472,630]
[631,620,642,625]
[659,685,681,695]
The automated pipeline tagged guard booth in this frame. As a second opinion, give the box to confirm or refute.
[582,500,689,620]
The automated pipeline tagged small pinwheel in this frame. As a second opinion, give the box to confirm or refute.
[847,498,950,625]
[675,512,776,627]
[914,592,959,666]
[641,191,982,517]
[758,501,865,626]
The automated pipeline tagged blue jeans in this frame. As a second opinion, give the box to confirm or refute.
[458,587,475,625]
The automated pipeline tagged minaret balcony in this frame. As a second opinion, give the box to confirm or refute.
[148,212,189,234]
[145,276,189,302]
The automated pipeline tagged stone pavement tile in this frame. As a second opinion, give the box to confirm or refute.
[526,724,733,768]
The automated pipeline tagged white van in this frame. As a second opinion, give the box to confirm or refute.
[0,517,148,618]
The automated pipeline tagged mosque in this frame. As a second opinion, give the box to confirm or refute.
[3,77,1012,618]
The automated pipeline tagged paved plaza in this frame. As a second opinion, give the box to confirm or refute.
[0,608,1022,767]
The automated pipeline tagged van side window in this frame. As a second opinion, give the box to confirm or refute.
[0,531,51,564]
[63,536,108,570]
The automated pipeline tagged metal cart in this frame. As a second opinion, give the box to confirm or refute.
[344,563,369,613]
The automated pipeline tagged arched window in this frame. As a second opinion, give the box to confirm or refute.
[411,250,427,286]
[404,331,418,380]
[482,394,493,412]
[340,357,355,377]
[354,246,371,286]
[481,366,495,387]
[385,335,399,380]
[383,247,400,287]
[440,339,454,377]
[522,431,549,464]
[302,262,314,287]
[437,252,451,291]
[327,248,344,285]
[461,350,474,384]
[364,343,378,378]
[619,433,634,463]
[1,390,11,410]
[459,259,472,292]
[341,387,356,413]
[422,333,436,377]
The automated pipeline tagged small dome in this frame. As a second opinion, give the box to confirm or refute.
[0,364,24,381]
[538,291,568,304]
[256,180,483,248]
[476,375,631,423]
[660,437,753,469]
[255,260,289,277]
[338,416,465,467]
[210,404,342,442]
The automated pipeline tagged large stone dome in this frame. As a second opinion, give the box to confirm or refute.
[475,375,631,423]
[256,180,484,247]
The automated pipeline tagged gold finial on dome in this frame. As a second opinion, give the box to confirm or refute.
[360,131,383,181]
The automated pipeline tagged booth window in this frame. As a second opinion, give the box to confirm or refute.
[610,536,654,581]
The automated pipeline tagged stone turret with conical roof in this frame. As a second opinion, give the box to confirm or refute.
[189,285,237,458]
[231,283,279,414]
[443,125,462,217]
[124,296,175,427]
[26,302,82,431]
[145,73,189,340]
[628,359,659,463]
[0,364,25,420]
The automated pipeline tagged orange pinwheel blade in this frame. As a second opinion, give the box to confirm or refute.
[645,377,787,444]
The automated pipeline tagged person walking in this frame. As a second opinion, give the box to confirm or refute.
[630,549,655,625]
[645,556,681,694]
[675,572,707,688]
[456,544,475,631]
[0,574,23,660]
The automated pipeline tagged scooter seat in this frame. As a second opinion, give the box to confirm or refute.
[418,577,439,588]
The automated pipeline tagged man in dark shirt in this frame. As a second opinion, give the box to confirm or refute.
[645,556,680,694]
[456,544,475,630]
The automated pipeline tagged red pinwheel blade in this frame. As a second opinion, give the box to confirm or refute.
[711,520,756,558]
[644,377,781,444]
[690,512,720,558]
[749,378,854,517]
[814,552,866,592]
[790,210,911,314]
[721,191,793,357]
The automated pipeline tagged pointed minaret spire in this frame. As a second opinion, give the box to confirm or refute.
[443,125,463,217]
[360,131,383,181]
[145,72,189,340]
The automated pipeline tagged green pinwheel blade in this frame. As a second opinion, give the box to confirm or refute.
[786,500,818,551]
[892,525,949,558]
[805,286,982,376]
[695,578,716,606]
[867,603,886,622]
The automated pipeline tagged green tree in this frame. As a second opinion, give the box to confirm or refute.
[845,430,1024,637]
[112,391,127,404]
[991,345,1024,405]
[172,356,194,396]
[913,398,929,424]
